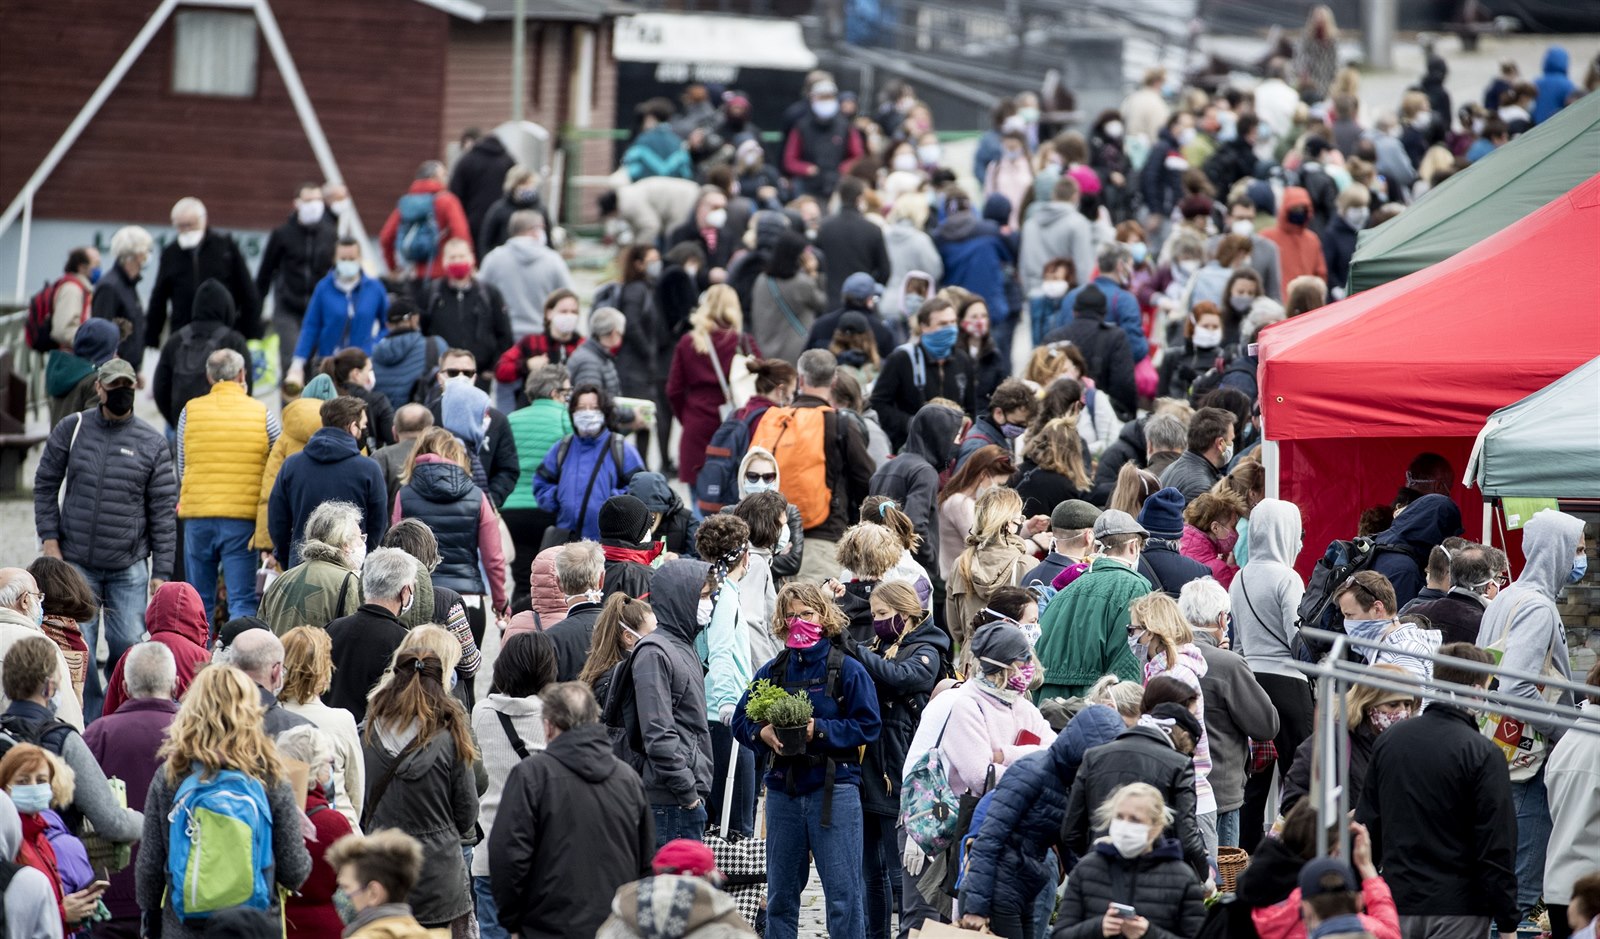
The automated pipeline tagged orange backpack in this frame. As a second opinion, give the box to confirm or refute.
[750,406,834,529]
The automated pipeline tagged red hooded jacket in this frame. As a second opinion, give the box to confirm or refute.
[102,582,211,715]
[1251,875,1401,939]
[1261,186,1328,289]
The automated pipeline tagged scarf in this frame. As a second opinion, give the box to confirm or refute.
[19,812,64,903]
[603,541,663,566]
[974,672,1021,706]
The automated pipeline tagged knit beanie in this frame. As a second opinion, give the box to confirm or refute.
[599,494,652,543]
[1138,487,1188,540]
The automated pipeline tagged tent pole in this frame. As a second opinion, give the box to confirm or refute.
[1482,501,1494,549]
[1263,439,1281,500]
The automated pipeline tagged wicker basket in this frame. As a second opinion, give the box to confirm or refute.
[1217,845,1250,893]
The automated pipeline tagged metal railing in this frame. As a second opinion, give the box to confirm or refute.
[1288,627,1600,861]
[0,310,45,422]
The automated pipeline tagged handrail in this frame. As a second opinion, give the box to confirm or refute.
[1299,625,1600,700]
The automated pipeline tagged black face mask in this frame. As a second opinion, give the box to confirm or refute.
[104,386,136,417]
[1287,208,1309,226]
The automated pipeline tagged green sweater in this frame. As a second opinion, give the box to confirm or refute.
[1034,557,1149,700]
[502,398,573,511]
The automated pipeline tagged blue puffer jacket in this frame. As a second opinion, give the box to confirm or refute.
[959,705,1125,919]
[398,457,486,595]
[934,212,1014,322]
[532,430,645,542]
[371,330,447,409]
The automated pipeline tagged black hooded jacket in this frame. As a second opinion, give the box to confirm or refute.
[1090,417,1149,506]
[1062,724,1209,880]
[870,340,978,449]
[450,135,517,241]
[489,722,653,938]
[255,210,337,317]
[855,618,951,816]
[1371,493,1463,609]
[147,228,262,343]
[869,404,966,572]
[605,559,715,805]
[1042,285,1136,417]
[152,279,252,427]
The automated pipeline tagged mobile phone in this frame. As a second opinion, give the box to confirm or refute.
[1110,903,1137,919]
[89,880,110,893]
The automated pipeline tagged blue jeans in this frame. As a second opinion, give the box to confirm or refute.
[1216,808,1240,849]
[651,801,708,852]
[709,721,756,836]
[1510,770,1552,914]
[183,517,259,623]
[1032,848,1058,939]
[473,875,508,939]
[766,784,865,939]
[863,812,899,939]
[71,559,148,722]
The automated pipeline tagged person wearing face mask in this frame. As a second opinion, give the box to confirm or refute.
[477,164,556,259]
[267,396,389,570]
[148,196,262,350]
[566,306,644,428]
[1403,542,1503,646]
[666,187,737,286]
[322,548,419,722]
[276,725,357,939]
[1021,174,1095,300]
[1178,489,1248,590]
[476,210,569,351]
[729,582,882,939]
[1262,186,1327,288]
[1321,183,1371,297]
[1280,666,1417,818]
[782,80,865,200]
[1140,112,1195,226]
[1334,572,1441,682]
[1027,257,1078,346]
[691,516,757,840]
[734,139,785,211]
[533,386,645,545]
[1035,510,1158,700]
[225,627,315,738]
[0,740,107,934]
[257,183,339,372]
[1156,407,1234,502]
[32,358,175,704]
[1209,193,1284,302]
[539,541,611,683]
[1215,268,1265,344]
[1158,302,1228,402]
[606,559,718,851]
[870,298,978,448]
[287,238,389,386]
[595,493,663,602]
[955,379,1040,470]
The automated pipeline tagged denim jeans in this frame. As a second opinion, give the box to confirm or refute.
[1216,808,1240,849]
[472,875,508,939]
[709,721,756,837]
[766,785,866,939]
[651,801,708,851]
[1510,769,1552,914]
[1031,848,1058,939]
[72,559,148,722]
[183,517,259,623]
[863,812,899,939]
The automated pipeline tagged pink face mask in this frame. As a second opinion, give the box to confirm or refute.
[786,617,823,649]
[1007,661,1037,691]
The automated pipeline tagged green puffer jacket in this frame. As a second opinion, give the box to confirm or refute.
[502,398,573,511]
[1034,557,1150,701]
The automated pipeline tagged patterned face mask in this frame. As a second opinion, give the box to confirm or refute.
[1370,707,1412,732]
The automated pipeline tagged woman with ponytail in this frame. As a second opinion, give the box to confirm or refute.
[361,648,480,936]
[323,346,396,449]
[578,593,656,710]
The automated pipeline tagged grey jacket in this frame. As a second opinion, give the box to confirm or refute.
[478,236,575,340]
[617,559,715,806]
[33,408,178,579]
[1157,449,1224,503]
[1231,498,1307,680]
[1194,632,1279,813]
[136,768,310,939]
[751,272,827,367]
[1476,508,1586,740]
[1019,202,1095,294]
[567,340,636,425]
[362,726,480,925]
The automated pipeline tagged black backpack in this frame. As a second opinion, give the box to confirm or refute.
[1295,536,1420,658]
[407,335,444,405]
[168,323,236,416]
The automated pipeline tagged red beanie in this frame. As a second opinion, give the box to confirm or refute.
[653,838,718,877]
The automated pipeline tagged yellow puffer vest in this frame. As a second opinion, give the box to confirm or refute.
[179,381,271,520]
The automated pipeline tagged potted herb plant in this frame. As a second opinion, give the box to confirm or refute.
[744,679,814,755]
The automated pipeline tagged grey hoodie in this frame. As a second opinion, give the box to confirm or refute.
[883,229,943,325]
[1,790,61,939]
[1476,508,1586,739]
[1230,498,1307,678]
[625,559,716,805]
[1019,201,1095,294]
[478,235,576,340]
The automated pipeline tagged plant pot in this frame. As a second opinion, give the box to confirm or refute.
[773,724,809,755]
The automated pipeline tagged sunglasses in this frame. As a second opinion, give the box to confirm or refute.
[444,368,477,379]
[1342,575,1379,606]
[745,472,777,484]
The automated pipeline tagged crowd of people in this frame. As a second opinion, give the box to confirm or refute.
[7,12,1600,939]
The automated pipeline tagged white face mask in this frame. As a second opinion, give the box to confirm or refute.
[1343,207,1370,229]
[1229,294,1254,314]
[704,208,728,229]
[551,313,579,337]
[1177,259,1200,275]
[1192,325,1223,349]
[1230,219,1255,237]
[330,198,353,216]
[812,99,840,120]
[1041,280,1069,300]
[775,520,792,554]
[335,259,361,281]
[176,229,203,250]
[697,596,715,627]
[346,539,367,571]
[573,409,606,437]
[298,201,326,226]
[892,153,919,172]
[1104,120,1123,139]
[917,144,942,166]
[1108,818,1150,858]
[399,587,414,616]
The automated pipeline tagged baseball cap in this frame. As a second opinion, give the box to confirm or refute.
[837,311,872,336]
[97,358,137,386]
[1050,499,1101,532]
[1093,509,1148,540]
[1298,857,1359,899]
[841,272,883,301]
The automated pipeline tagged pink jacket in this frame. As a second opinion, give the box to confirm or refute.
[1180,524,1238,588]
[1252,875,1401,939]
[392,454,509,610]
[939,681,1056,795]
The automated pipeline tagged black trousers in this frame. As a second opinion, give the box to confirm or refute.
[1240,671,1315,853]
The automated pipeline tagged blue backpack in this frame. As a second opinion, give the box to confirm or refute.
[396,192,440,264]
[693,406,768,514]
[165,768,275,920]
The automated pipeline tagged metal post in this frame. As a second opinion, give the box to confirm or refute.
[1363,0,1396,71]
[13,193,32,304]
[1482,502,1495,549]
[1263,438,1281,500]
[511,0,527,123]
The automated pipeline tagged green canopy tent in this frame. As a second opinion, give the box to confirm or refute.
[1467,355,1600,500]
[1346,92,1600,294]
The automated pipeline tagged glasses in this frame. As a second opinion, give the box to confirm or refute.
[745,472,778,484]
[24,590,45,603]
[443,368,477,379]
[556,386,572,400]
[1127,623,1144,635]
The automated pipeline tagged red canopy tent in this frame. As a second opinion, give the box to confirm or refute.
[1257,172,1600,578]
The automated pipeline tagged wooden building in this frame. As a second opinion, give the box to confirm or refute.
[0,0,629,236]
